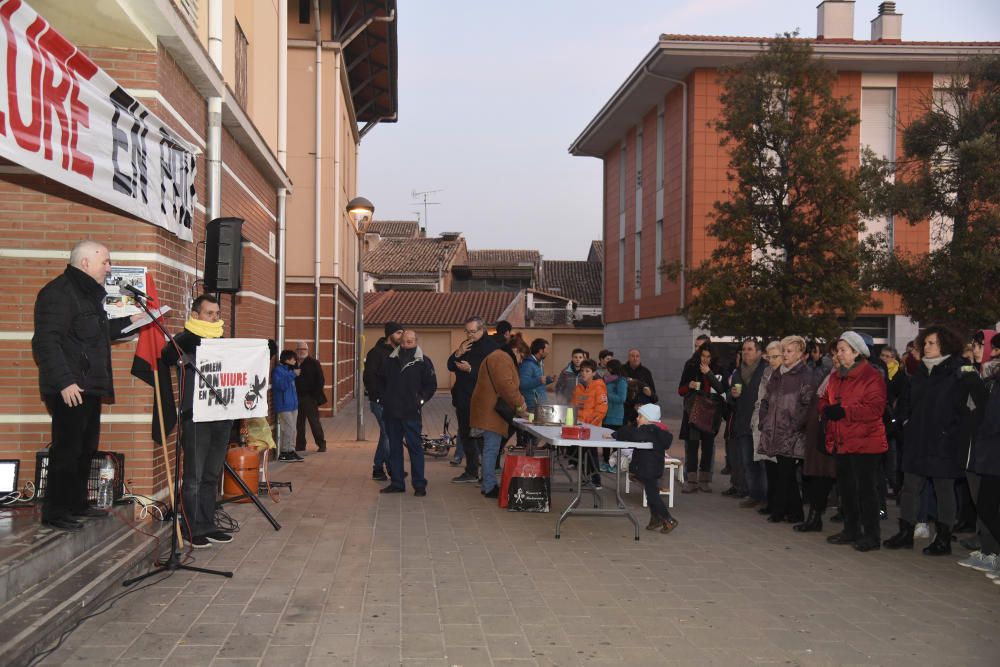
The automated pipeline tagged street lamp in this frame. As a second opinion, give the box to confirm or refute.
[348,196,375,441]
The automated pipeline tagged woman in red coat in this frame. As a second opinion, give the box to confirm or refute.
[820,331,888,552]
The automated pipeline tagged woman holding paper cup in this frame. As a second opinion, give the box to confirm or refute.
[678,343,727,493]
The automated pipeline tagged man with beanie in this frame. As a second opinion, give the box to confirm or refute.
[364,322,404,480]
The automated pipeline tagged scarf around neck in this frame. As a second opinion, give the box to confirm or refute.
[184,317,224,339]
[923,354,950,372]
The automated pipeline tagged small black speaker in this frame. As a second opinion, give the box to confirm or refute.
[204,217,244,293]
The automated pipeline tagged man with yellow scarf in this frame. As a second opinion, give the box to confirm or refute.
[161,294,234,549]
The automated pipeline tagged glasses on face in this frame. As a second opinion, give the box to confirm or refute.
[464,328,479,335]
[296,348,307,352]
[768,354,783,360]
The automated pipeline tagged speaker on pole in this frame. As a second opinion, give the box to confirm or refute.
[204,217,244,293]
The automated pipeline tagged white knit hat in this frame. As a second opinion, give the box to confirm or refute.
[637,404,661,422]
[839,331,870,358]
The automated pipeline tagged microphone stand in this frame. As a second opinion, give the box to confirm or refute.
[123,295,232,586]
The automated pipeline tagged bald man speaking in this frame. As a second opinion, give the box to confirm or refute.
[32,240,140,531]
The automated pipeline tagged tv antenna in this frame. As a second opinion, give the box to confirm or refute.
[412,189,442,234]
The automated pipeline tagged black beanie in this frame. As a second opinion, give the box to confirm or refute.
[384,322,404,337]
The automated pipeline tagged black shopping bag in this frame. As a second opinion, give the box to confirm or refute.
[507,476,550,513]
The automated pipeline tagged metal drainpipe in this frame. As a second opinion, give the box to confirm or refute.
[332,44,341,282]
[644,66,688,308]
[333,282,339,406]
[276,0,288,351]
[207,0,223,222]
[312,0,322,358]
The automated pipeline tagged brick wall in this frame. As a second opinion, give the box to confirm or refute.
[0,41,279,502]
[602,66,938,331]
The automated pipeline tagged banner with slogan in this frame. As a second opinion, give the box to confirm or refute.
[193,339,270,423]
[0,0,197,241]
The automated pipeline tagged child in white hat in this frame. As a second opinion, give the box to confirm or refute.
[610,403,678,533]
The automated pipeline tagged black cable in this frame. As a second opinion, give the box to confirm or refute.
[213,506,240,533]
[25,570,175,666]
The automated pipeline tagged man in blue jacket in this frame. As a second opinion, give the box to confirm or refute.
[378,330,437,496]
[519,338,554,412]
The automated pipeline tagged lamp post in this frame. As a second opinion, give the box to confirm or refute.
[348,196,375,441]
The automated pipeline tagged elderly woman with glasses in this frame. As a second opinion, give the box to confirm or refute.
[749,341,783,515]
[758,336,818,524]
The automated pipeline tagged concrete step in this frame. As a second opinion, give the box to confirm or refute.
[0,507,166,667]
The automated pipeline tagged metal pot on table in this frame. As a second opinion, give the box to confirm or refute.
[533,403,576,426]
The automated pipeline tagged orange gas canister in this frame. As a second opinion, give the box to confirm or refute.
[222,446,260,502]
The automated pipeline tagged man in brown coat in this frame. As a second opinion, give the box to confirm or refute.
[470,340,528,497]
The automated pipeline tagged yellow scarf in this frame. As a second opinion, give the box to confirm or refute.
[886,358,899,380]
[184,317,224,339]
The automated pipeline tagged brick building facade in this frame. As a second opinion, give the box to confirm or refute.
[570,0,1000,416]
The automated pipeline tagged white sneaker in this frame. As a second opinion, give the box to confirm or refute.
[958,550,985,569]
[986,571,1000,580]
[981,554,1000,573]
[914,522,931,539]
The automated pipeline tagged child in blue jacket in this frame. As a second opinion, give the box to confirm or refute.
[273,350,303,462]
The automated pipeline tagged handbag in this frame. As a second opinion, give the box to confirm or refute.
[688,393,719,434]
[485,359,516,424]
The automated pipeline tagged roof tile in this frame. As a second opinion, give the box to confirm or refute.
[364,291,517,326]
[466,249,540,266]
[369,220,421,238]
[364,237,464,275]
[540,260,602,306]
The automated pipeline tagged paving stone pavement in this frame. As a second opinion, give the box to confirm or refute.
[40,395,999,666]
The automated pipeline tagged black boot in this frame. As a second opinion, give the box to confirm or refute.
[922,522,952,556]
[883,518,914,549]
[793,509,823,533]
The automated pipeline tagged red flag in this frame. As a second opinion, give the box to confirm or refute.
[129,274,175,442]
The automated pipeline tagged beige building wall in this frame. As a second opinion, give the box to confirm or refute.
[285,2,360,290]
[179,0,279,153]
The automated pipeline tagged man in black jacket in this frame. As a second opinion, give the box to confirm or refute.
[622,348,658,425]
[377,330,437,495]
[364,322,404,480]
[32,241,138,531]
[294,341,327,452]
[448,316,498,483]
[726,339,768,505]
[160,294,235,549]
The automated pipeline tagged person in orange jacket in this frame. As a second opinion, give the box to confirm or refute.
[573,359,608,487]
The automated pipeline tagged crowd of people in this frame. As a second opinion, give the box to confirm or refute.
[38,241,995,584]
[672,325,1000,585]
[358,314,1000,583]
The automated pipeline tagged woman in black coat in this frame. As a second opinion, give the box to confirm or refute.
[678,343,727,493]
[884,325,986,555]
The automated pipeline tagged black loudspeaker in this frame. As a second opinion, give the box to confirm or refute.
[204,217,244,293]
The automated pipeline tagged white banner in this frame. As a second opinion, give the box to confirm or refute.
[193,339,270,423]
[0,0,197,241]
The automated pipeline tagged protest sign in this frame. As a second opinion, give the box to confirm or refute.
[193,339,270,423]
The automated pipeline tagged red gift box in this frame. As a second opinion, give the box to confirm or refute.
[560,425,591,440]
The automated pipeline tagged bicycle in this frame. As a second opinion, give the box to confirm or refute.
[421,414,454,458]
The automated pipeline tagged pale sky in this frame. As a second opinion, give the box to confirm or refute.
[358,0,1000,261]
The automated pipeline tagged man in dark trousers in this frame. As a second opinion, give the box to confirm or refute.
[161,294,235,549]
[449,316,498,483]
[622,348,658,425]
[726,339,768,506]
[364,322,404,481]
[32,241,140,531]
[294,341,327,452]
[377,330,437,496]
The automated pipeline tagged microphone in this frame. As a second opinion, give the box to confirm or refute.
[122,284,151,300]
